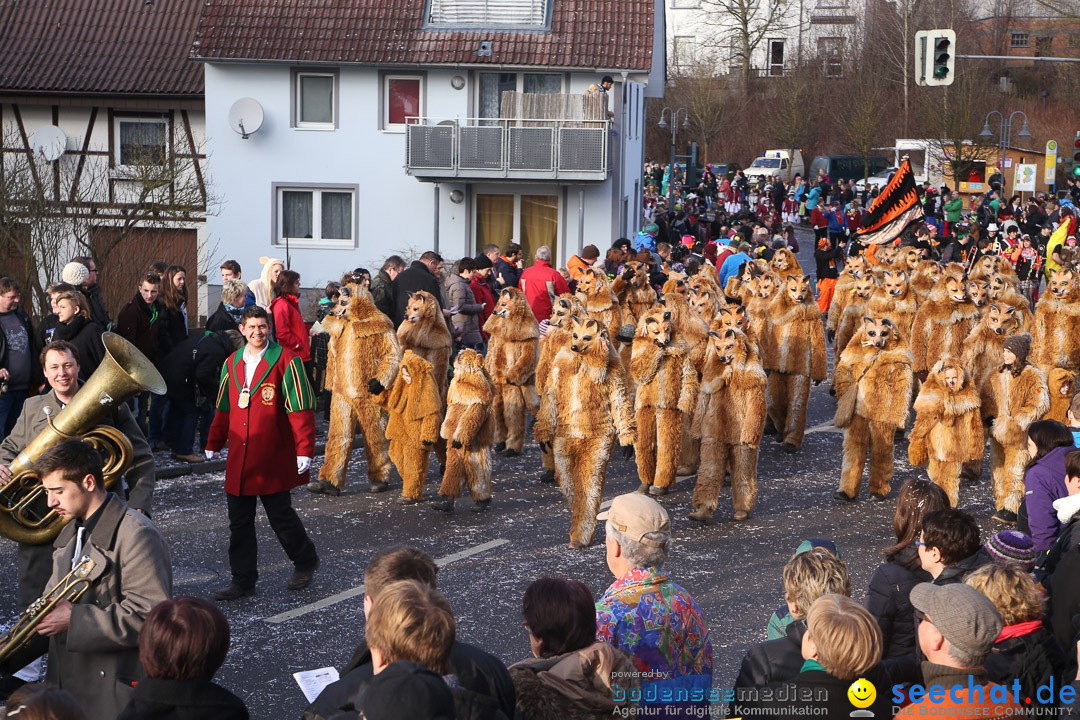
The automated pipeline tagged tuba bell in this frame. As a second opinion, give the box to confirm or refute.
[0,332,166,545]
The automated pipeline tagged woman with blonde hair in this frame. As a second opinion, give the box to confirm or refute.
[48,290,105,379]
[965,563,1065,699]
[248,256,284,309]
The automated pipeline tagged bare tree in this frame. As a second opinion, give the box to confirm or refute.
[665,61,747,164]
[700,0,799,92]
[832,81,891,185]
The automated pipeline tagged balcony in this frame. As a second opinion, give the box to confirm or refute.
[405,117,610,182]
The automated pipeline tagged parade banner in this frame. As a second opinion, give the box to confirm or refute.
[856,158,925,245]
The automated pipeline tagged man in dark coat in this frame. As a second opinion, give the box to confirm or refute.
[493,243,523,290]
[390,252,446,327]
[0,276,38,435]
[70,255,112,329]
[370,255,406,320]
[206,280,249,333]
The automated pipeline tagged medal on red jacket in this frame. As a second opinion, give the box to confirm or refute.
[238,386,250,409]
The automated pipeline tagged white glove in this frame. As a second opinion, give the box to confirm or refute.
[204,450,216,460]
[297,456,311,474]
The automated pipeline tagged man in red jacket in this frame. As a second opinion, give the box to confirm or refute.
[205,305,319,600]
[519,245,569,322]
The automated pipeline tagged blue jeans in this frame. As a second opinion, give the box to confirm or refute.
[0,387,28,437]
[166,401,214,455]
[148,395,169,447]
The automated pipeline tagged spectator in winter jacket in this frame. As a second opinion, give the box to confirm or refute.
[115,273,167,363]
[965,563,1066,706]
[269,270,311,364]
[634,224,659,253]
[48,290,105,381]
[867,479,950,660]
[68,255,112,328]
[1018,420,1076,553]
[0,276,38,436]
[207,280,249,333]
[765,539,843,640]
[370,255,405,321]
[809,203,828,241]
[470,255,497,340]
[219,259,257,307]
[917,508,990,585]
[566,244,600,281]
[392,252,446,327]
[494,243,523,290]
[718,243,752,289]
[823,201,848,245]
[735,548,851,689]
[814,236,843,314]
[519,246,569,322]
[1035,451,1080,655]
[445,258,485,351]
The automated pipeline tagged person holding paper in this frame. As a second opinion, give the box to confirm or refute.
[205,305,320,601]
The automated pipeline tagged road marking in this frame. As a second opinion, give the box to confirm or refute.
[262,538,510,624]
[804,421,842,435]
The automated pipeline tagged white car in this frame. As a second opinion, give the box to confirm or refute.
[854,167,898,192]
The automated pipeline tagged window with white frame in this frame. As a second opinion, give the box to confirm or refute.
[478,72,561,122]
[295,71,337,129]
[428,0,548,27]
[670,0,701,7]
[1010,32,1029,47]
[275,185,357,248]
[818,37,844,77]
[768,39,786,76]
[383,74,424,130]
[673,36,697,72]
[114,117,167,167]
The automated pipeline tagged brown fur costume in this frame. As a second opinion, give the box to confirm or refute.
[989,357,1049,513]
[966,280,991,318]
[536,293,584,478]
[1031,270,1080,373]
[483,287,541,454]
[318,283,400,491]
[1044,368,1076,424]
[867,270,919,345]
[827,256,871,335]
[769,247,804,282]
[910,260,943,305]
[372,350,442,501]
[908,357,984,506]
[688,276,726,326]
[835,275,877,360]
[611,261,658,327]
[657,291,709,474]
[910,271,981,375]
[745,271,780,347]
[970,255,1019,286]
[960,303,1022,418]
[833,317,914,499]
[576,267,626,340]
[437,349,495,508]
[630,310,698,493]
[714,305,755,348]
[690,328,767,521]
[534,317,634,548]
[987,273,1033,330]
[397,290,453,400]
[760,275,828,450]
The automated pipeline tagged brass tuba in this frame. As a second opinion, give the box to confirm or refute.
[0,332,166,545]
[0,555,96,664]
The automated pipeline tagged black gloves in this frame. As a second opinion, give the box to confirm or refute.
[368,379,385,394]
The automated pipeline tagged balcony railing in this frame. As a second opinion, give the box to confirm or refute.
[405,117,610,182]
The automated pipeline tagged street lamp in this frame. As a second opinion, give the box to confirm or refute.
[658,107,689,207]
[979,110,1032,196]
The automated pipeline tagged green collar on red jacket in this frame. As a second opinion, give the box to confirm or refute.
[230,341,282,393]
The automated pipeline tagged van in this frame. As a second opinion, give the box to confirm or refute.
[808,155,891,183]
[743,149,805,183]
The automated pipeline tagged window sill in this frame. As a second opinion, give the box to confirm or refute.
[274,239,355,250]
[293,125,337,132]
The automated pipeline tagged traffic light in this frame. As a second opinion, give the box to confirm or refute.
[686,141,703,189]
[1072,132,1080,179]
[916,29,956,87]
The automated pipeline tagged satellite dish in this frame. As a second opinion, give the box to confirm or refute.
[228,98,264,139]
[31,126,67,162]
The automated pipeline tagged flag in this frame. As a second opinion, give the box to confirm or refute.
[856,158,925,246]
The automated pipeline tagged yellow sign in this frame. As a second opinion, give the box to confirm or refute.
[1046,140,1058,185]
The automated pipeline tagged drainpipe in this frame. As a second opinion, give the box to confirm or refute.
[433,183,440,254]
[578,187,585,252]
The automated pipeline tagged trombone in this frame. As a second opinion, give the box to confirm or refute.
[0,555,96,665]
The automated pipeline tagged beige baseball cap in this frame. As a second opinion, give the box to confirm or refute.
[597,493,670,547]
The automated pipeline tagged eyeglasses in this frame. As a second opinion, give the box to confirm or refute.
[914,609,927,624]
[914,540,926,548]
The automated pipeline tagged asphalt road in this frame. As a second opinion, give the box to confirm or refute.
[0,229,1004,719]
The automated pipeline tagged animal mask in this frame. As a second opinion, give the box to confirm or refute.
[784,275,813,304]
[549,294,582,328]
[965,281,989,308]
[710,328,742,364]
[1049,269,1076,298]
[986,303,1019,336]
[640,310,673,346]
[852,276,875,300]
[569,316,606,354]
[845,256,869,279]
[404,291,439,323]
[882,270,908,298]
[714,306,748,334]
[860,316,895,348]
[944,275,968,303]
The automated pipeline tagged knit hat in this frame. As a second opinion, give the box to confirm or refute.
[795,538,842,559]
[910,583,1003,661]
[644,223,659,236]
[61,261,89,286]
[1002,333,1032,366]
[473,253,494,270]
[983,530,1037,571]
[581,244,600,260]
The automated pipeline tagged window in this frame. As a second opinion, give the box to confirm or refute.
[673,36,697,71]
[427,0,548,28]
[114,117,167,167]
[475,193,558,264]
[478,72,561,120]
[294,71,337,129]
[671,0,701,7]
[383,74,424,130]
[274,185,357,248]
[818,37,844,77]
[1010,32,1029,48]
[768,39,785,76]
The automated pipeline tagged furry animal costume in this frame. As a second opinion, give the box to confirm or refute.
[909,260,943,305]
[483,288,541,455]
[908,358,984,506]
[688,276,726,326]
[960,303,1023,418]
[611,261,657,327]
[714,305,755,349]
[1031,270,1080,373]
[1044,368,1076,424]
[657,292,709,474]
[966,280,991,318]
[690,328,767,521]
[397,290,453,400]
[910,271,980,376]
[989,337,1050,513]
[630,310,698,494]
[868,270,919,346]
[372,350,443,501]
[317,283,400,492]
[745,272,780,348]
[833,318,914,500]
[987,273,1033,331]
[827,256,872,336]
[436,349,495,510]
[576,267,627,339]
[536,293,584,479]
[760,275,828,450]
[534,317,634,548]
[769,247,804,282]
[835,275,877,360]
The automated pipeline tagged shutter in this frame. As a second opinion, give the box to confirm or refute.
[429,0,547,26]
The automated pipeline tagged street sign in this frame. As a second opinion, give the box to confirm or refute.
[1014,164,1037,192]
[1045,140,1058,185]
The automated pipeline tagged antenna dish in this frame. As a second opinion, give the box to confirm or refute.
[228,98,264,139]
[31,126,67,162]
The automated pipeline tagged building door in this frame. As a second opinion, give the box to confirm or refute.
[92,227,198,327]
[475,193,559,266]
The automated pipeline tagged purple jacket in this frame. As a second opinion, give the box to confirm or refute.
[1024,445,1072,553]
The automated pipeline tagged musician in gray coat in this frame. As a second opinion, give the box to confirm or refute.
[1,439,172,719]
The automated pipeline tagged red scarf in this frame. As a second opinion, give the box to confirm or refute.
[996,619,1042,643]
